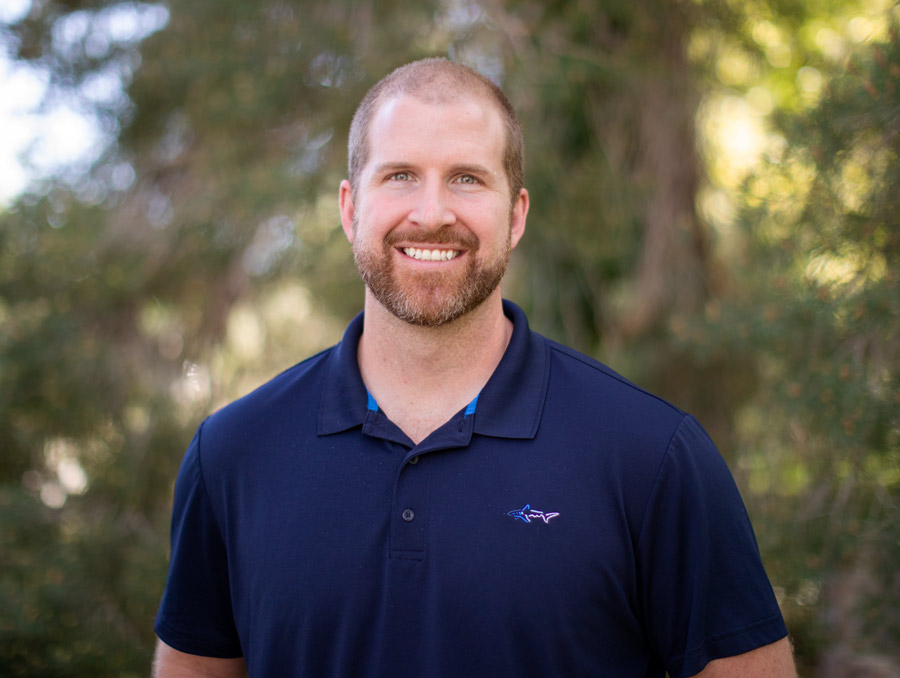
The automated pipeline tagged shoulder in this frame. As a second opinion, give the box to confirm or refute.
[531,335,707,508]
[543,336,688,435]
[196,346,335,458]
[212,345,333,421]
[538,335,737,506]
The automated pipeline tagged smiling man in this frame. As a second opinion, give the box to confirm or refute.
[153,59,796,678]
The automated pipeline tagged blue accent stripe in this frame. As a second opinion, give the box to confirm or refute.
[369,390,476,415]
[465,394,479,417]
[366,390,379,412]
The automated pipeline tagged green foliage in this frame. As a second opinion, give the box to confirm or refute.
[505,0,708,358]
[2,0,899,674]
[680,17,900,671]
[0,0,465,672]
[0,485,166,676]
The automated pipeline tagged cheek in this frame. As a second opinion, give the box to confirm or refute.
[470,207,513,242]
[361,196,409,229]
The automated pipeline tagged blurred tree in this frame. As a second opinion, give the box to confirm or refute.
[477,1,900,673]
[704,21,900,672]
[2,0,899,674]
[499,0,709,348]
[1,0,445,674]
[477,0,753,454]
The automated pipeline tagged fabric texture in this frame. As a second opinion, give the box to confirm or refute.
[155,300,787,677]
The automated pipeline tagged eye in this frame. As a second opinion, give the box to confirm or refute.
[388,171,412,182]
[455,174,480,185]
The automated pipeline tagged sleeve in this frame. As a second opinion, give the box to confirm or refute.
[154,422,244,658]
[637,415,788,678]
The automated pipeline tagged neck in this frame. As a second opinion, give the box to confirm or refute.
[357,290,512,444]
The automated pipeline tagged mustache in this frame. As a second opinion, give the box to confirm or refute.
[384,227,479,249]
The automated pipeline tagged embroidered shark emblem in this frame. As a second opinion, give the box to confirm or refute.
[506,504,560,524]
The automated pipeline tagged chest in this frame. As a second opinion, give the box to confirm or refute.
[215,431,653,676]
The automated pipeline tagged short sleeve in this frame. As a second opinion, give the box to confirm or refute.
[154,423,243,658]
[637,415,787,677]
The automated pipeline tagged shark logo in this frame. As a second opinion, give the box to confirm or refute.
[506,504,560,525]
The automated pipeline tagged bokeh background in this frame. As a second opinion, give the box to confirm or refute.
[1,0,898,675]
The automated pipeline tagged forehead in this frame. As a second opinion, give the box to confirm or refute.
[365,94,506,169]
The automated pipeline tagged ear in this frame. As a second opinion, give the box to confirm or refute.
[509,188,529,250]
[339,179,356,243]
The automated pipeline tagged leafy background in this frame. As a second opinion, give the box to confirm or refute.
[1,0,898,675]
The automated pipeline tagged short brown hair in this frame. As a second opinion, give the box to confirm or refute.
[347,58,524,203]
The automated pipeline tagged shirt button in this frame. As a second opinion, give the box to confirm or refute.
[401,508,415,522]
[409,456,419,465]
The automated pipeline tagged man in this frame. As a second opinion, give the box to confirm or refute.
[154,58,796,677]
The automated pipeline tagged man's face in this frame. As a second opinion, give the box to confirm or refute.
[339,93,528,327]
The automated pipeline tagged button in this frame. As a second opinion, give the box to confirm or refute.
[401,508,415,522]
[408,456,419,465]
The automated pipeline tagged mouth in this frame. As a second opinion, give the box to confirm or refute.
[401,247,461,262]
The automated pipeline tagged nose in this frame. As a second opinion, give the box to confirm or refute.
[408,180,456,230]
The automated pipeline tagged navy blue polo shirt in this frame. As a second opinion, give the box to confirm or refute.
[155,301,787,677]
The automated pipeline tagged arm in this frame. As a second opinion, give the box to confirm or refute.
[152,639,248,678]
[155,429,244,676]
[691,637,796,678]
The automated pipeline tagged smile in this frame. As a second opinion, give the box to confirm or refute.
[402,247,461,262]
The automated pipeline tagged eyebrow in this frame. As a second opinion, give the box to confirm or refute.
[451,163,496,177]
[371,162,496,177]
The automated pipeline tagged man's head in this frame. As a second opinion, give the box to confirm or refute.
[340,59,529,327]
[348,58,524,204]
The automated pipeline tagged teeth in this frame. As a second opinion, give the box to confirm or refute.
[402,247,460,262]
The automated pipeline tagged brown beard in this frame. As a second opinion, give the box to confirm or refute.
[353,224,511,327]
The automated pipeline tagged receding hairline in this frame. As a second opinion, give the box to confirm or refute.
[348,58,525,201]
[369,60,503,108]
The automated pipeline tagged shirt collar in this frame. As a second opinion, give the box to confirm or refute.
[317,300,549,440]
